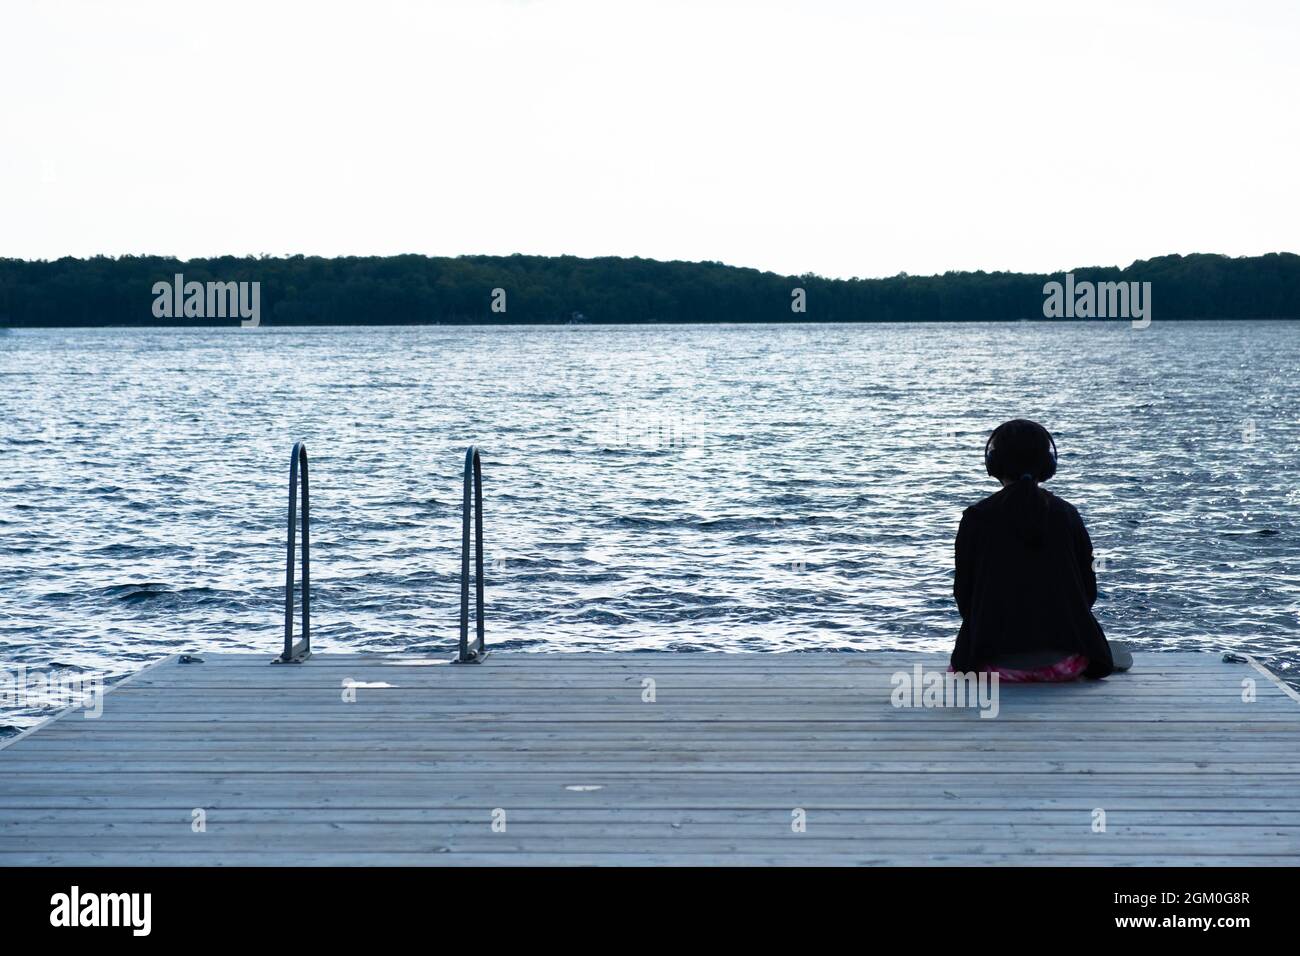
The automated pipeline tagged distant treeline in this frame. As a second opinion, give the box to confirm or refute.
[1,251,1298,326]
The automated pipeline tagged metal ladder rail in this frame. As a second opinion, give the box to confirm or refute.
[269,441,482,664]
[273,441,311,664]
[456,445,487,663]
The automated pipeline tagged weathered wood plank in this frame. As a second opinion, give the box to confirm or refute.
[5,760,1299,774]
[0,851,1273,866]
[4,807,1300,825]
[4,834,1300,855]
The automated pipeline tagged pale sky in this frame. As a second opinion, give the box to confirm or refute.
[2,0,1297,278]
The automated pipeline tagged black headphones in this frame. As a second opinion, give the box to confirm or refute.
[983,420,1058,482]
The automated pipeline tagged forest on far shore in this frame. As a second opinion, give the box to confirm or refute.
[1,251,1297,326]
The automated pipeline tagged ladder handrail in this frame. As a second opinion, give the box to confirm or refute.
[268,442,483,664]
[273,441,311,664]
[457,445,487,663]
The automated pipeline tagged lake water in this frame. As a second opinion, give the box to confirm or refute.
[2,322,1298,732]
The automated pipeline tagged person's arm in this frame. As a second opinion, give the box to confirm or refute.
[954,509,976,619]
[1072,508,1098,608]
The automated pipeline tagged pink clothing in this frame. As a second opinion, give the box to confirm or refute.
[949,654,1091,683]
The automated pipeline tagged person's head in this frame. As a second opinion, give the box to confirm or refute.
[984,419,1057,486]
[982,419,1058,546]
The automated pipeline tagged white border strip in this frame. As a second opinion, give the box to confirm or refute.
[1244,654,1300,708]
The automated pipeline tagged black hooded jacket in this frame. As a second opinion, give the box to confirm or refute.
[950,485,1114,678]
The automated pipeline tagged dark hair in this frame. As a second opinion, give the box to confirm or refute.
[983,419,1058,546]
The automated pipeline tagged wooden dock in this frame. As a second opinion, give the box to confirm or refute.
[2,651,1299,866]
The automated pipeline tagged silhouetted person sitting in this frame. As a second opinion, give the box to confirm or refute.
[951,419,1132,682]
